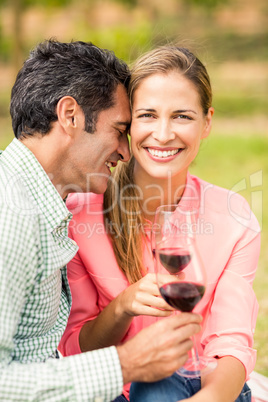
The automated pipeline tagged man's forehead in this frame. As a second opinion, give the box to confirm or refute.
[96,107,131,129]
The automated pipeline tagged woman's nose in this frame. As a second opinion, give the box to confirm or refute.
[152,120,175,143]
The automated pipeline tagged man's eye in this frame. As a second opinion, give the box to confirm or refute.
[118,129,128,137]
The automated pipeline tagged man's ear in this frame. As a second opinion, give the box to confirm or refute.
[56,96,84,135]
[201,107,214,139]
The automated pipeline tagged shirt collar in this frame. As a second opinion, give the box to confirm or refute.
[0,138,71,230]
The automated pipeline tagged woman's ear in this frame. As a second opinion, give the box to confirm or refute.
[202,107,214,139]
[56,96,84,135]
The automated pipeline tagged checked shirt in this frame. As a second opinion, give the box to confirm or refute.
[0,139,122,401]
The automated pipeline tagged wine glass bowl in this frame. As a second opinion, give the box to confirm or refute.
[155,235,206,314]
[153,204,217,378]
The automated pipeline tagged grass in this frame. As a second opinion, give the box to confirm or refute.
[213,94,268,117]
[190,132,268,376]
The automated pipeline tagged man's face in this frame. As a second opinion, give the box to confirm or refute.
[66,84,131,195]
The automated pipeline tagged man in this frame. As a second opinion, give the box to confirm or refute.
[0,39,201,401]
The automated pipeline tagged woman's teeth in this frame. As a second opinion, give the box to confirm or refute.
[147,148,180,158]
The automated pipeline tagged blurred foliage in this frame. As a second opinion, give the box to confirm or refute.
[207,32,268,61]
[0,0,71,6]
[0,0,71,69]
[1,0,267,64]
[114,0,229,9]
[24,0,71,6]
[182,0,229,9]
[74,22,153,63]
[114,0,138,7]
[214,94,268,117]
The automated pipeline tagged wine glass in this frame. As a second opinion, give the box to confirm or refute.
[152,204,217,378]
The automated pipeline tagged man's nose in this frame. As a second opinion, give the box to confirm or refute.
[118,133,130,162]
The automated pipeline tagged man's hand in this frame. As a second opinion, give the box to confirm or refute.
[117,313,202,384]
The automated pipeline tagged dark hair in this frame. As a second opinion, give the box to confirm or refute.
[10,39,130,139]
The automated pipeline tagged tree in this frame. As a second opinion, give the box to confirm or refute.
[0,0,72,71]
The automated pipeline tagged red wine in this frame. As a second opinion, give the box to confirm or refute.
[160,282,205,312]
[158,248,191,274]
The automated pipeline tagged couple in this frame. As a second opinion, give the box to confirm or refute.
[0,40,260,401]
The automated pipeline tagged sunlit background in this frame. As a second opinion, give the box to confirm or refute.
[0,0,267,375]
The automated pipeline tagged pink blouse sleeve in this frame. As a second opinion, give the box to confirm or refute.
[201,200,261,379]
[58,248,100,356]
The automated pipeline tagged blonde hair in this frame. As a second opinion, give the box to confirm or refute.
[129,45,212,115]
[104,156,145,283]
[104,45,212,284]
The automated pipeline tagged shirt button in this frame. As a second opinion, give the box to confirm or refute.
[70,239,77,246]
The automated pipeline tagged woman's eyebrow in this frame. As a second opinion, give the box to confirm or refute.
[134,108,156,112]
[134,108,197,114]
[173,109,197,114]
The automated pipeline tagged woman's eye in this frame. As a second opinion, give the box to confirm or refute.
[176,114,192,120]
[138,113,154,118]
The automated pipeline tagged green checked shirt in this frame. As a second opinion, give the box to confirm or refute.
[0,139,123,401]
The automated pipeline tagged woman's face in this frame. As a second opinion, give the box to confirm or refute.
[130,71,214,181]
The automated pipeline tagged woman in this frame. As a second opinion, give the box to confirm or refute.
[59,46,260,401]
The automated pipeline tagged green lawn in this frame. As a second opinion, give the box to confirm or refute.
[190,133,268,376]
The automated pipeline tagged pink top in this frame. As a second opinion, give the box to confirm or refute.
[59,174,260,400]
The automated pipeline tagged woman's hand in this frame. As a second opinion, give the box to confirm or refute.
[116,273,178,318]
[80,272,184,352]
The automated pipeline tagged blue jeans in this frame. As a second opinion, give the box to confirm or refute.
[129,373,252,401]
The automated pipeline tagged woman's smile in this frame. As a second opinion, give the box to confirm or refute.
[145,147,183,162]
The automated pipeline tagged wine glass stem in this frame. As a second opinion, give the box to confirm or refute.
[191,335,200,373]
